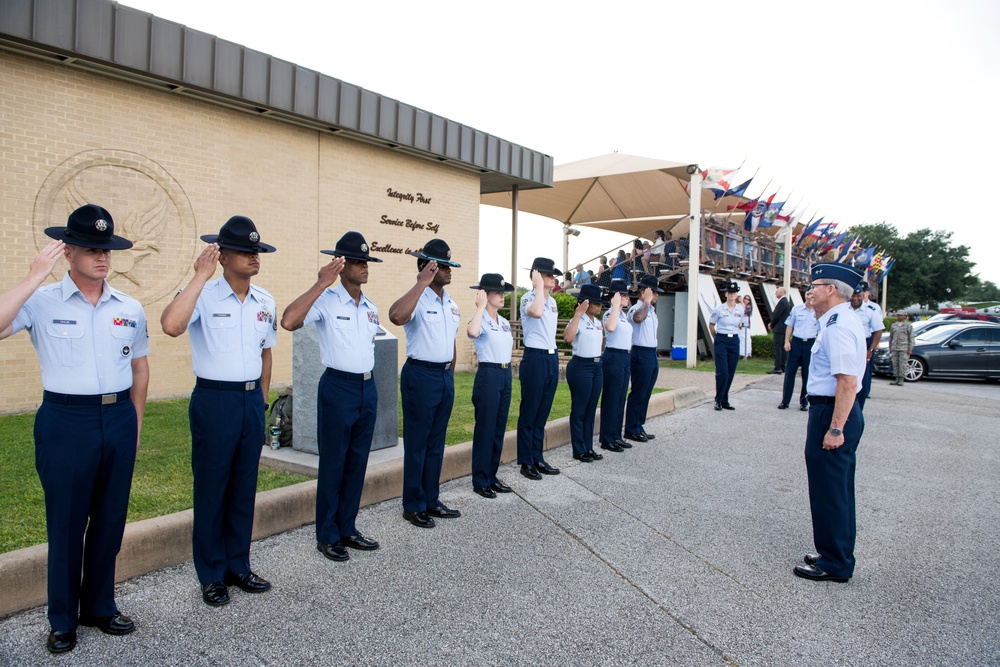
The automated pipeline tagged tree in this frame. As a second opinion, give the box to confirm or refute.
[963,277,1000,303]
[849,222,977,310]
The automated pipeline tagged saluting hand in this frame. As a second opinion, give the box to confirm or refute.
[475,289,488,310]
[610,292,622,309]
[641,287,654,305]
[317,256,345,288]
[193,243,220,280]
[29,240,65,279]
[530,269,544,291]
[417,260,438,287]
[575,299,590,316]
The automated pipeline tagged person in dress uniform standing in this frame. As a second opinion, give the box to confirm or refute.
[624,274,664,442]
[467,273,516,498]
[0,205,149,654]
[516,257,564,480]
[598,279,633,453]
[709,281,743,410]
[849,282,884,411]
[161,216,276,607]
[778,291,819,412]
[280,232,382,561]
[794,262,867,583]
[564,283,615,462]
[389,239,462,528]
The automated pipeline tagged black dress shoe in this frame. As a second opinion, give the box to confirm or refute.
[804,553,820,565]
[572,452,593,462]
[201,582,230,606]
[800,404,808,412]
[588,450,604,460]
[600,441,624,452]
[617,439,632,449]
[79,611,136,635]
[402,511,436,528]
[721,403,736,410]
[426,504,461,519]
[778,403,789,410]
[624,432,648,442]
[342,533,380,550]
[520,464,542,480]
[224,571,272,593]
[793,564,850,583]
[474,485,497,498]
[491,480,513,493]
[715,402,723,411]
[47,629,77,654]
[535,460,560,475]
[317,541,350,561]
[640,431,655,440]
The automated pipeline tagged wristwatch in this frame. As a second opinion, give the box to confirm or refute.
[829,427,843,437]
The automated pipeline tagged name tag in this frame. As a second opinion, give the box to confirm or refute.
[336,316,351,321]
[52,319,76,325]
[212,313,231,318]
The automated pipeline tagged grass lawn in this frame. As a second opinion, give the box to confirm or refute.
[659,356,777,375]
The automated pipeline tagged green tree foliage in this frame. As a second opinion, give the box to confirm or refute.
[849,222,977,309]
[962,277,1000,303]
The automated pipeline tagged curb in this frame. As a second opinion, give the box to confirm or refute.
[0,386,707,618]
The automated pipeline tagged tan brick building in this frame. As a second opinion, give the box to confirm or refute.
[0,0,551,413]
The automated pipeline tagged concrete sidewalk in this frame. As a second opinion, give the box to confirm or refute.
[2,373,998,665]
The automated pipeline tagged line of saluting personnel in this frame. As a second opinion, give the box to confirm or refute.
[0,205,666,655]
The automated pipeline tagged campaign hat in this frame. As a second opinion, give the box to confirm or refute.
[526,257,561,276]
[408,238,460,267]
[811,262,864,289]
[632,274,665,294]
[723,280,740,293]
[470,273,514,292]
[577,283,609,306]
[201,216,275,253]
[321,231,382,262]
[607,279,631,295]
[45,204,133,250]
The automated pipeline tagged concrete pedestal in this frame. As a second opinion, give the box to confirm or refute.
[291,325,399,454]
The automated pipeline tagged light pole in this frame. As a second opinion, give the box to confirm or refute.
[562,225,580,273]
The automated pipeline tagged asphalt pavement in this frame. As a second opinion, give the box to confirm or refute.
[1,372,998,666]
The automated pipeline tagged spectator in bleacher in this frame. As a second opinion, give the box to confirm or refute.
[595,256,611,287]
[649,230,667,266]
[610,249,628,281]
[572,263,587,288]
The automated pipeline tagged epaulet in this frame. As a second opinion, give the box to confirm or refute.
[827,313,839,325]
[865,302,878,311]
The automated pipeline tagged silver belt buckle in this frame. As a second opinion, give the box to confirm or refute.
[546,349,554,354]
[362,372,372,381]
[101,393,117,405]
[245,381,257,391]
[593,357,600,363]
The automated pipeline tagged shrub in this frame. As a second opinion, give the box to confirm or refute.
[752,334,774,358]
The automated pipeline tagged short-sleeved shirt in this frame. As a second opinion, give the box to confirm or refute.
[851,303,884,339]
[710,302,744,335]
[785,304,819,340]
[186,277,277,381]
[303,283,378,373]
[629,303,658,347]
[469,311,513,364]
[12,272,149,394]
[807,301,867,396]
[403,286,459,363]
[603,309,633,351]
[571,315,604,358]
[520,290,558,350]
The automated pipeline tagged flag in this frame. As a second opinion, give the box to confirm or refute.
[744,198,769,232]
[795,217,823,246]
[820,231,846,255]
[834,235,855,261]
[710,178,752,201]
[803,221,835,251]
[775,222,793,243]
[870,250,884,273]
[701,167,736,191]
[759,200,786,229]
[854,247,877,268]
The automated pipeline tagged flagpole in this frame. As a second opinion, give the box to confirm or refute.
[881,273,888,313]
[687,167,701,370]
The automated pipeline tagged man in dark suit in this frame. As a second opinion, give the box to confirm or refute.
[768,287,791,374]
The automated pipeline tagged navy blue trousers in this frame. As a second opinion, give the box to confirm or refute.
[471,365,512,488]
[316,369,377,544]
[517,348,559,466]
[713,334,740,404]
[858,336,874,410]
[805,397,864,578]
[35,397,137,632]
[599,348,631,444]
[401,362,454,513]
[625,346,658,435]
[190,385,264,585]
[566,357,603,456]
[782,338,814,407]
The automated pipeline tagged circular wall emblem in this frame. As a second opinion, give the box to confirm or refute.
[249,231,260,242]
[95,219,108,231]
[34,150,197,305]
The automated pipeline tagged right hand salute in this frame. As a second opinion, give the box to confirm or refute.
[416,260,438,287]
[317,256,346,288]
[192,244,220,280]
[30,240,66,279]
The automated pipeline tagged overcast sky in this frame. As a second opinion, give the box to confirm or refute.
[124,0,1000,287]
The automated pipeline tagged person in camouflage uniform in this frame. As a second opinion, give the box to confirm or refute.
[888,312,915,385]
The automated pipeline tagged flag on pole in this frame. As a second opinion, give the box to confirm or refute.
[701,167,736,192]
[744,198,769,232]
[759,200,786,228]
[795,216,823,246]
[710,178,752,201]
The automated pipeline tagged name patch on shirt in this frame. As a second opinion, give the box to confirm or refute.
[53,319,76,325]
[336,316,351,321]
[212,313,231,318]
[113,317,138,328]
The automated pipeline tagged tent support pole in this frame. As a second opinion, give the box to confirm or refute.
[510,184,519,323]
[687,170,701,369]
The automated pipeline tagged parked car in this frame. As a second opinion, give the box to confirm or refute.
[875,319,1000,353]
[927,313,1000,323]
[872,322,1000,382]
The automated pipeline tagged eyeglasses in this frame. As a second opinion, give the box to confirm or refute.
[808,282,834,291]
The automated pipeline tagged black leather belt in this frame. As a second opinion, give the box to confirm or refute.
[406,359,451,370]
[196,378,260,391]
[808,395,836,405]
[524,347,556,355]
[43,389,130,405]
[324,367,373,381]
[717,333,737,338]
[478,362,510,369]
[604,347,629,355]
[794,337,816,344]
[570,356,601,363]
[634,345,656,350]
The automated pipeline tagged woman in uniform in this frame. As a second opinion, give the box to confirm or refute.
[598,279,632,452]
[563,283,615,462]
[467,274,515,498]
[710,281,743,410]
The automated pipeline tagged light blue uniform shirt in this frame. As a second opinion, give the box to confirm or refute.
[571,314,605,358]
[12,272,149,394]
[709,302,743,335]
[807,301,867,396]
[187,277,277,382]
[785,304,819,340]
[851,303,884,339]
[469,311,513,364]
[304,283,378,373]
[629,304,658,347]
[603,310,633,351]
[404,287,459,363]
[520,290,558,350]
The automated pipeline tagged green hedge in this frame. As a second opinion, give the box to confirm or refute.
[752,334,774,358]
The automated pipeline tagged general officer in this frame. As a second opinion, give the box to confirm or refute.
[709,281,743,410]
[161,216,276,607]
[794,262,866,583]
[389,239,462,528]
[564,283,615,462]
[778,291,819,411]
[624,274,664,441]
[280,232,382,560]
[516,257,563,480]
[598,279,632,453]
[466,273,516,498]
[0,205,149,654]
[849,282,884,411]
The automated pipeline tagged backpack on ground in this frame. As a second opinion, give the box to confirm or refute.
[266,388,293,448]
